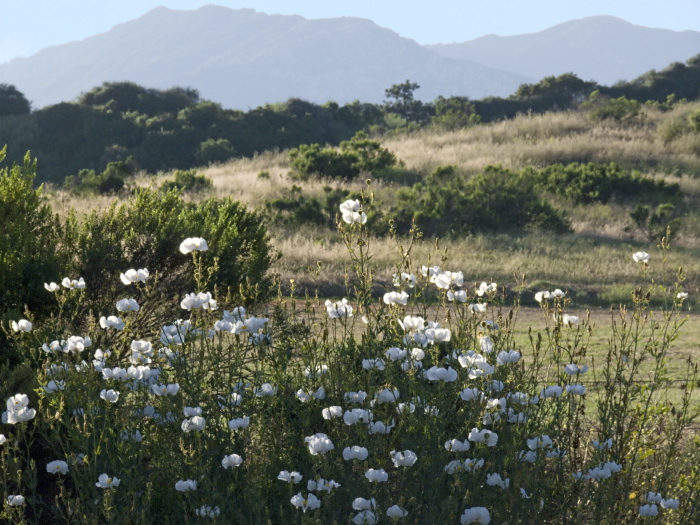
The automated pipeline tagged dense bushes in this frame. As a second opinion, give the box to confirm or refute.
[159,169,213,194]
[529,162,680,204]
[389,165,571,236]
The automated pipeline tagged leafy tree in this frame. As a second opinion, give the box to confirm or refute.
[515,73,598,108]
[0,84,30,116]
[195,138,235,165]
[384,80,428,123]
[432,96,481,130]
[339,131,397,173]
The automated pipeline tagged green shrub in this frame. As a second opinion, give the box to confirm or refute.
[339,131,398,173]
[530,162,680,204]
[63,157,138,195]
[288,143,359,180]
[585,91,643,122]
[688,108,700,133]
[389,165,571,236]
[160,169,213,194]
[195,138,235,165]
[69,188,277,314]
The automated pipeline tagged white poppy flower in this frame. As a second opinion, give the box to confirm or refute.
[447,290,468,302]
[181,416,206,432]
[340,199,367,224]
[639,504,658,516]
[535,291,551,303]
[290,492,320,512]
[542,385,563,398]
[322,406,343,420]
[62,277,86,290]
[175,479,197,492]
[632,251,650,263]
[425,366,458,382]
[390,450,417,467]
[120,268,149,285]
[7,495,25,506]
[44,282,60,292]
[222,454,243,469]
[468,428,498,447]
[96,474,120,489]
[461,506,491,524]
[365,468,388,482]
[304,433,334,455]
[343,446,369,461]
[116,298,140,312]
[196,505,221,518]
[100,389,119,403]
[10,319,32,333]
[325,298,353,318]
[99,316,125,330]
[445,439,470,452]
[486,473,510,489]
[228,416,250,430]
[497,350,521,365]
[387,505,408,518]
[383,291,409,306]
[180,237,208,254]
[344,391,367,403]
[46,460,69,475]
[307,478,340,492]
[278,471,302,483]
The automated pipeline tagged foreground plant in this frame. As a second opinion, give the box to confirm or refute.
[0,201,698,524]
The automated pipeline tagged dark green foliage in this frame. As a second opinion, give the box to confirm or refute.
[688,108,700,133]
[265,186,350,228]
[530,162,680,204]
[432,96,481,130]
[160,169,213,194]
[515,73,598,109]
[288,143,359,180]
[388,165,571,236]
[289,133,398,180]
[384,80,431,124]
[585,91,643,121]
[0,84,31,116]
[63,157,138,195]
[630,203,682,241]
[339,131,398,173]
[70,188,276,310]
[195,138,236,165]
[0,148,68,315]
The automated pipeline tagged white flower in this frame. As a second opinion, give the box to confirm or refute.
[633,251,650,263]
[447,290,467,302]
[120,429,143,442]
[551,289,565,298]
[343,446,369,460]
[562,314,580,326]
[44,282,60,292]
[353,498,377,511]
[0,434,6,445]
[180,291,216,311]
[390,449,417,467]
[43,380,65,394]
[46,460,69,475]
[386,505,408,518]
[468,428,498,447]
[534,291,551,303]
[353,510,378,524]
[541,385,563,398]
[7,495,25,506]
[393,272,417,288]
[99,316,125,330]
[639,504,659,516]
[365,468,388,482]
[304,433,334,455]
[290,492,321,512]
[461,506,491,524]
[120,268,149,285]
[425,366,458,382]
[661,498,680,509]
[375,388,400,404]
[195,505,221,518]
[228,416,250,430]
[99,389,119,403]
[385,347,407,361]
[96,474,120,489]
[497,350,521,365]
[221,454,243,469]
[278,470,302,483]
[362,358,385,370]
[116,298,140,312]
[486,473,510,489]
[175,479,197,492]
[468,303,487,314]
[325,298,353,318]
[368,419,395,434]
[592,438,613,450]
[10,319,32,333]
[181,416,206,432]
[445,439,470,452]
[477,282,497,296]
[566,384,586,396]
[180,237,209,254]
[322,406,343,420]
[303,364,328,378]
[564,363,589,375]
[307,478,341,492]
[345,391,367,403]
[383,291,409,306]
[62,277,86,290]
[340,199,367,224]
[677,292,688,301]
[254,383,277,397]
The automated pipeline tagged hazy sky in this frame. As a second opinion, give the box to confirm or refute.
[2,0,699,64]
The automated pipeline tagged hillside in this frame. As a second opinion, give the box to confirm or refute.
[427,15,700,85]
[0,5,528,109]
